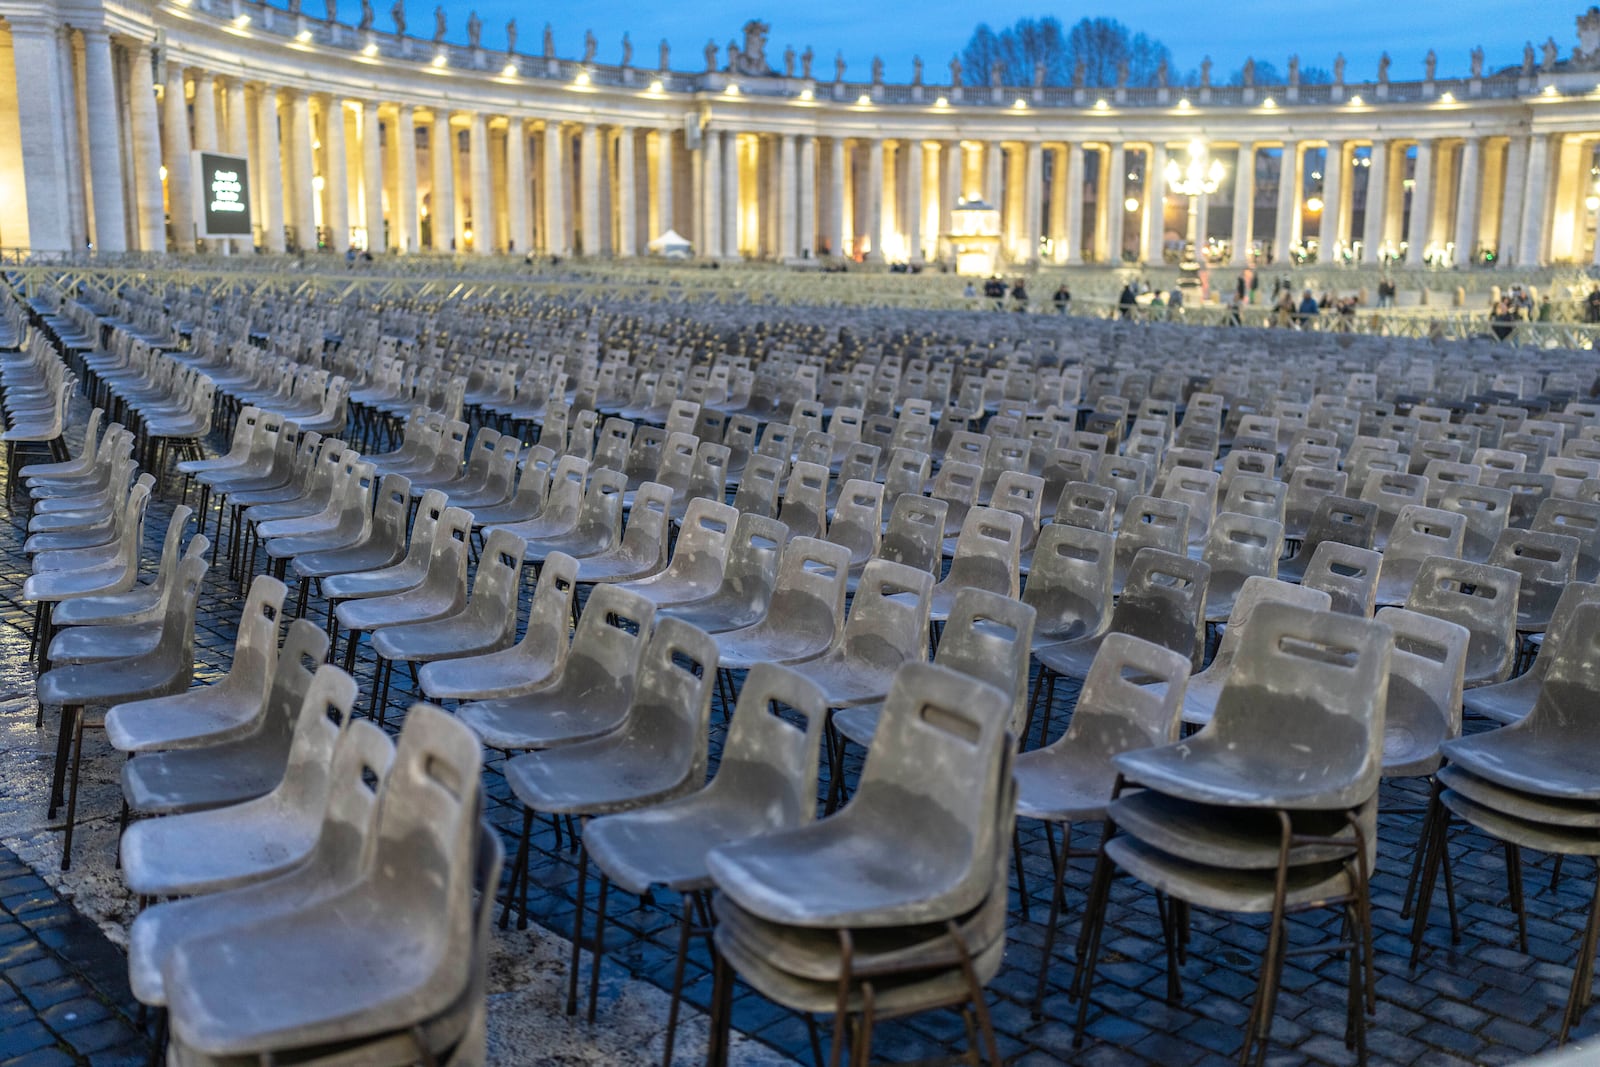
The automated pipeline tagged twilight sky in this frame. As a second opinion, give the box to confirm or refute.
[433,0,1582,82]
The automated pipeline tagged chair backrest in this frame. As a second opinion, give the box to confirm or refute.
[827,479,884,563]
[1201,600,1393,808]
[662,498,738,585]
[1207,576,1332,681]
[1203,511,1285,586]
[1515,581,1600,686]
[567,584,657,697]
[841,560,934,668]
[1024,523,1115,642]
[1050,633,1191,787]
[1374,606,1468,776]
[1161,466,1219,546]
[1488,599,1600,739]
[1532,496,1600,583]
[1112,548,1212,670]
[944,506,1024,601]
[1302,541,1383,617]
[731,452,785,519]
[518,551,578,666]
[936,588,1037,738]
[272,664,360,820]
[1221,475,1287,526]
[1052,481,1117,533]
[713,512,788,609]
[1362,470,1430,542]
[1438,482,1512,562]
[627,617,721,788]
[881,494,948,577]
[1284,466,1348,538]
[1404,556,1520,687]
[1384,505,1467,570]
[224,572,289,697]
[764,536,851,640]
[1487,527,1580,628]
[1302,495,1377,552]
[1096,454,1151,512]
[1114,495,1190,585]
[777,461,829,541]
[701,664,829,829]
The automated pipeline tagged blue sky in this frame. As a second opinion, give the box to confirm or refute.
[435,0,1581,82]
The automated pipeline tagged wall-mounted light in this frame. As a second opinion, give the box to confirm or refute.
[1124,197,1139,212]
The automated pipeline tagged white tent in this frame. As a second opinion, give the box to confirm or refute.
[648,229,693,258]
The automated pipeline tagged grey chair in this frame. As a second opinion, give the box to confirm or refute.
[1301,541,1383,617]
[929,506,1023,623]
[1373,505,1466,607]
[1404,556,1521,689]
[1487,527,1580,636]
[1463,582,1600,725]
[1112,494,1189,595]
[1376,606,1469,778]
[709,536,850,671]
[659,512,789,634]
[1532,496,1600,583]
[1438,482,1513,563]
[1278,495,1378,583]
[1201,511,1285,623]
[578,664,828,1052]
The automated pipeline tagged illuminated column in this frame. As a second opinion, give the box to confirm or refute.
[702,125,722,257]
[55,28,88,249]
[941,141,961,238]
[1321,140,1346,258]
[1231,143,1256,266]
[1021,141,1042,264]
[191,73,218,152]
[1518,133,1551,266]
[985,141,1003,209]
[81,28,128,252]
[1103,142,1126,265]
[1362,140,1389,262]
[616,126,637,257]
[8,20,72,251]
[287,92,316,251]
[1272,140,1299,264]
[542,121,565,255]
[1144,142,1167,264]
[865,137,885,261]
[393,104,417,253]
[799,136,816,257]
[1496,135,1527,267]
[579,123,600,256]
[657,129,675,236]
[722,130,740,259]
[254,86,285,253]
[469,112,492,253]
[361,100,384,252]
[1045,147,1066,263]
[1453,137,1482,266]
[324,100,349,251]
[1064,142,1085,264]
[162,64,194,252]
[828,136,846,258]
[906,139,924,264]
[506,119,529,254]
[126,38,165,253]
[778,133,798,259]
[1405,139,1434,266]
[226,79,250,249]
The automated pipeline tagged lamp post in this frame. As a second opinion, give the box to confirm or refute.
[1165,139,1225,285]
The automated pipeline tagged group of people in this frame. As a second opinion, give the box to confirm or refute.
[1490,285,1548,339]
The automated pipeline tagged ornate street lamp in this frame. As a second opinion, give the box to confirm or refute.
[1165,139,1225,282]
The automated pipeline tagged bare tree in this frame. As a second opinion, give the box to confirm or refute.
[960,15,1171,87]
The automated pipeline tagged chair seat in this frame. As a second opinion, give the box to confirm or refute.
[336,587,461,634]
[119,795,319,898]
[505,733,700,817]
[105,685,266,754]
[1103,833,1358,914]
[455,684,628,751]
[1108,791,1360,871]
[370,617,508,664]
[1441,728,1600,801]
[47,622,161,665]
[120,734,289,816]
[1460,673,1540,725]
[584,796,781,895]
[1012,748,1117,824]
[1441,787,1600,857]
[1032,634,1105,682]
[417,647,562,703]
[829,703,882,749]
[1437,764,1600,829]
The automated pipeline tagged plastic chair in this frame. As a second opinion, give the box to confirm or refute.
[1438,482,1512,563]
[576,664,828,1043]
[1362,469,1430,548]
[118,665,362,898]
[616,498,737,606]
[1201,511,1285,623]
[1404,556,1521,689]
[453,584,656,751]
[709,537,850,670]
[1302,541,1383,617]
[289,473,413,618]
[928,506,1023,624]
[1013,633,1191,1003]
[796,559,933,710]
[1463,572,1594,726]
[659,513,788,634]
[1532,497,1600,583]
[1283,466,1348,544]
[1376,606,1469,778]
[1374,505,1467,607]
[160,706,486,1061]
[1487,527,1580,635]
[1278,496,1377,583]
[879,494,948,582]
[1022,523,1115,649]
[1161,466,1219,550]
[777,460,829,542]
[52,503,194,630]
[489,454,589,542]
[1051,481,1117,535]
[576,481,673,584]
[1112,495,1189,595]
[826,479,884,572]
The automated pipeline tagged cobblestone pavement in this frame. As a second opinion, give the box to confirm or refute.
[1,407,1598,1066]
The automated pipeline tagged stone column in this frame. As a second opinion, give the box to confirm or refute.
[985,141,1003,209]
[1362,140,1389,262]
[1453,137,1482,267]
[777,133,798,259]
[1144,142,1168,265]
[1321,140,1346,259]
[1518,134,1551,267]
[722,130,741,259]
[906,139,925,264]
[324,100,349,251]
[391,104,417,253]
[941,142,961,238]
[125,39,165,253]
[1046,147,1067,263]
[702,126,722,258]
[540,121,564,255]
[81,28,128,252]
[1496,135,1528,267]
[658,130,675,237]
[578,123,600,256]
[506,119,529,254]
[56,29,88,249]
[799,136,817,257]
[162,64,194,251]
[191,73,218,152]
[8,20,72,251]
[616,126,637,257]
[1064,142,1085,265]
[361,100,384,252]
[1405,139,1434,266]
[1272,140,1299,264]
[1230,143,1256,266]
[1022,141,1043,265]
[286,92,316,252]
[468,112,492,253]
[255,86,286,252]
[1103,142,1126,265]
[226,80,250,248]
[864,137,884,261]
[828,136,846,258]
